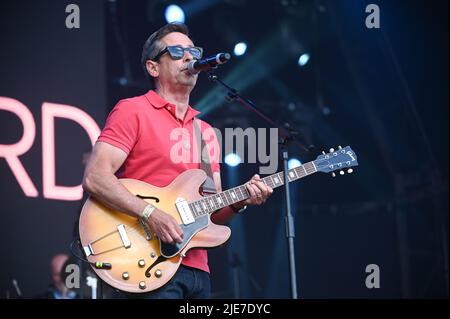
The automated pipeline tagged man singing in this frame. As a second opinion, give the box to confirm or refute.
[82,22,272,299]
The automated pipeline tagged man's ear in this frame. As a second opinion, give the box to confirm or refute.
[146,60,159,78]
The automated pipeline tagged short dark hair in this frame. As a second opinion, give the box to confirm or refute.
[141,23,189,86]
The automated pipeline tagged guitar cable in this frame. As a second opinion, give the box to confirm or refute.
[70,238,112,270]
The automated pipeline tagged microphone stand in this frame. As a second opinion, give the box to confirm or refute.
[208,71,313,299]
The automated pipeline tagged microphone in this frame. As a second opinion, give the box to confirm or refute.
[187,52,231,74]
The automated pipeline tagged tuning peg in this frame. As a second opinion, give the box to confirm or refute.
[332,172,336,177]
[338,145,342,150]
[339,170,345,175]
[347,168,353,173]
[329,148,335,153]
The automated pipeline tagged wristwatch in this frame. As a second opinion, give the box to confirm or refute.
[232,204,247,214]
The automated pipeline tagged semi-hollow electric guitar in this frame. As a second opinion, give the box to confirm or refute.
[79,146,358,293]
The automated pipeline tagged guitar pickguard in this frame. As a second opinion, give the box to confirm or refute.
[160,214,209,258]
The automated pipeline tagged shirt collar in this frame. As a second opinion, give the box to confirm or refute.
[145,90,201,122]
[145,90,168,109]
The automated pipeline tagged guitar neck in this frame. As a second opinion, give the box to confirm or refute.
[188,161,318,217]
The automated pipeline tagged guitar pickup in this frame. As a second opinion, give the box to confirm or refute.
[175,198,195,225]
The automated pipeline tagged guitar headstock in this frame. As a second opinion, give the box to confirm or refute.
[314,146,358,176]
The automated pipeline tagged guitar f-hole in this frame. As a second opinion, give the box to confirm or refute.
[136,194,160,203]
[145,255,167,278]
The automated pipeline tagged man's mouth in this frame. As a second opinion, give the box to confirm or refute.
[181,68,195,76]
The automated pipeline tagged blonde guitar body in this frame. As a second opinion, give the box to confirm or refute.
[79,169,231,293]
[78,146,359,293]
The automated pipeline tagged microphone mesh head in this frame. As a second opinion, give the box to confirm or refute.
[217,53,231,63]
[187,60,200,75]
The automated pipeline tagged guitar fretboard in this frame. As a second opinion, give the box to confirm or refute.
[188,161,317,217]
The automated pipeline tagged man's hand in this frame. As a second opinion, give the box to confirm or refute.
[232,174,273,210]
[146,210,184,244]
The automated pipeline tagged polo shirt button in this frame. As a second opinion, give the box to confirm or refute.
[167,106,171,110]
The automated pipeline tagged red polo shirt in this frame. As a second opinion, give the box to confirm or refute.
[97,90,220,273]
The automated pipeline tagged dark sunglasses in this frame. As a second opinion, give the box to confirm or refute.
[152,45,203,61]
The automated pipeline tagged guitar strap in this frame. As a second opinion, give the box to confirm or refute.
[193,119,217,195]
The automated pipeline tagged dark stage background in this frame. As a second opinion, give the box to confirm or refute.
[0,0,448,298]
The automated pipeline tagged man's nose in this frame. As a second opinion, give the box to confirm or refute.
[183,50,194,63]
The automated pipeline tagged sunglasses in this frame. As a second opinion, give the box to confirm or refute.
[152,45,203,61]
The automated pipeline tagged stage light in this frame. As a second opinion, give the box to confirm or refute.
[165,4,185,23]
[298,53,310,66]
[288,158,302,169]
[224,153,241,167]
[118,77,128,86]
[233,42,247,56]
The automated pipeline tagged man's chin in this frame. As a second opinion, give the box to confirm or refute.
[179,78,197,88]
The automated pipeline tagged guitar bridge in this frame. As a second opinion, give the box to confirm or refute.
[139,218,152,240]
